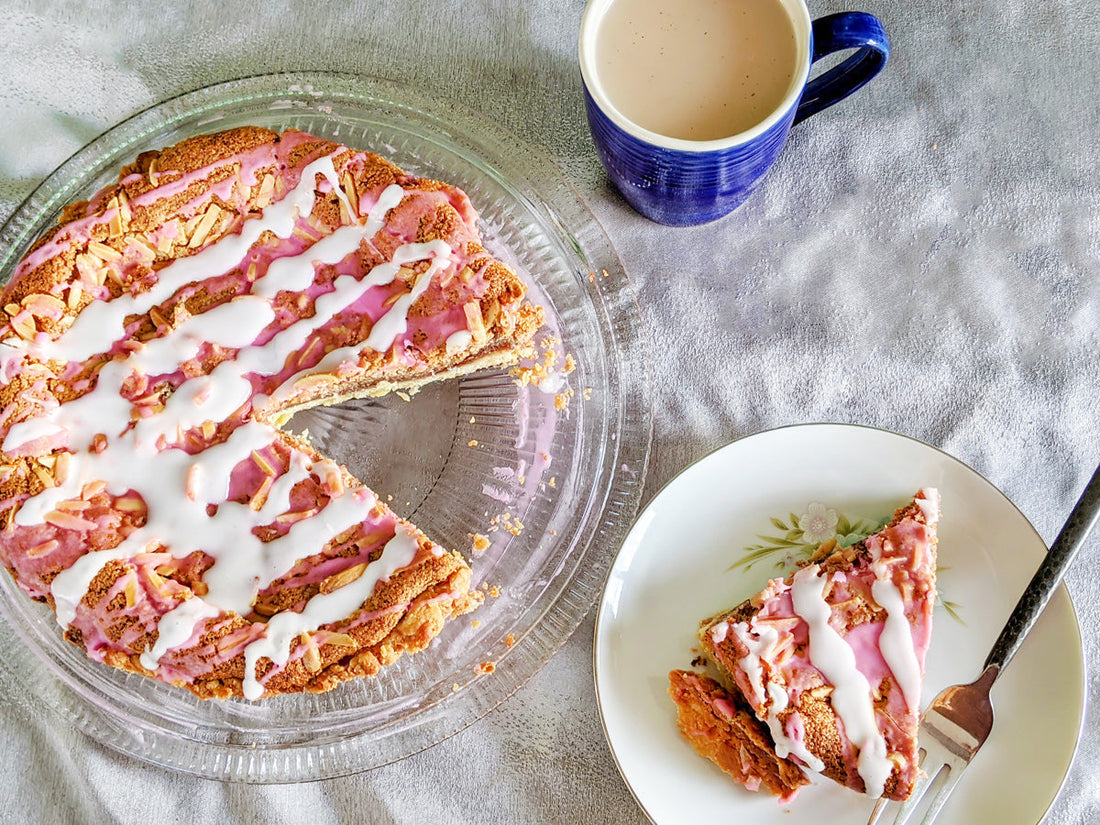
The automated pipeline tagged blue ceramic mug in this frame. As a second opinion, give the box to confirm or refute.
[579,1,890,226]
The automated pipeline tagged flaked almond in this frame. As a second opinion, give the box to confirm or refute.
[124,578,138,608]
[26,539,59,559]
[88,241,122,262]
[31,464,55,489]
[3,303,19,317]
[257,173,276,204]
[382,289,407,309]
[251,450,276,477]
[322,632,356,650]
[11,314,36,341]
[303,642,322,673]
[82,479,108,499]
[296,336,324,368]
[53,452,71,485]
[275,507,319,525]
[146,568,166,589]
[91,433,108,454]
[66,281,83,311]
[185,464,201,501]
[340,173,360,219]
[201,419,217,440]
[187,205,222,249]
[249,475,273,512]
[463,301,487,344]
[149,306,170,329]
[320,562,368,595]
[107,208,124,237]
[56,498,90,513]
[253,600,279,618]
[44,509,96,531]
[291,224,321,243]
[22,293,66,319]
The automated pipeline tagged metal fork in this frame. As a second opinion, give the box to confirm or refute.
[868,462,1100,825]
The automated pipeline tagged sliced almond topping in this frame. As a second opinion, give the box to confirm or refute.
[249,475,273,512]
[148,306,170,329]
[88,241,122,262]
[31,464,55,489]
[124,578,138,608]
[275,507,319,525]
[322,632,356,650]
[107,208,124,238]
[3,303,19,317]
[296,336,324,368]
[253,600,279,617]
[26,539,59,559]
[257,173,276,204]
[53,452,72,485]
[320,562,368,595]
[81,480,107,499]
[146,568,166,589]
[11,315,36,341]
[291,224,320,243]
[185,464,201,501]
[251,450,276,477]
[67,281,83,311]
[303,641,322,673]
[463,301,487,344]
[44,509,96,531]
[201,419,217,440]
[187,206,222,249]
[382,289,407,309]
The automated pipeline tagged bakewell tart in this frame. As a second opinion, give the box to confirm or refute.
[0,126,544,700]
[670,489,939,801]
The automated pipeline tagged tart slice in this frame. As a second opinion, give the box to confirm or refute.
[675,489,939,800]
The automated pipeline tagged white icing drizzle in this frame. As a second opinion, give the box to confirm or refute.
[267,240,454,401]
[28,153,348,365]
[0,152,458,691]
[790,564,892,798]
[916,488,940,524]
[240,523,420,700]
[730,620,825,772]
[872,561,923,713]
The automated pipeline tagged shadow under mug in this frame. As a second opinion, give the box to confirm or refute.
[579,2,890,226]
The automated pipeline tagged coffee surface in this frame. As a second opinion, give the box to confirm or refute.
[596,0,799,141]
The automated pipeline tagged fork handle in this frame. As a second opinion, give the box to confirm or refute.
[983,461,1100,674]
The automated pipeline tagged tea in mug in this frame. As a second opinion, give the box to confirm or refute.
[594,0,799,141]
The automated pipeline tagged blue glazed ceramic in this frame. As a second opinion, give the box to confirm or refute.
[579,2,889,226]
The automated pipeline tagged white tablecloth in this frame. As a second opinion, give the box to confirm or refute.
[0,1,1097,822]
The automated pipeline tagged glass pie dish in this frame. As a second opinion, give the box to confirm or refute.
[0,72,651,782]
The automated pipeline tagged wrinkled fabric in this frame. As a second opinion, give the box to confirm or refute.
[0,0,1097,822]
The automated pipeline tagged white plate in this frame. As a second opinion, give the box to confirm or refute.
[595,423,1084,825]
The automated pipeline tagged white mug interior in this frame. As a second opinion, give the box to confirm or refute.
[578,0,814,151]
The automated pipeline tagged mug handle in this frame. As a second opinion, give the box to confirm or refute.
[794,12,890,124]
